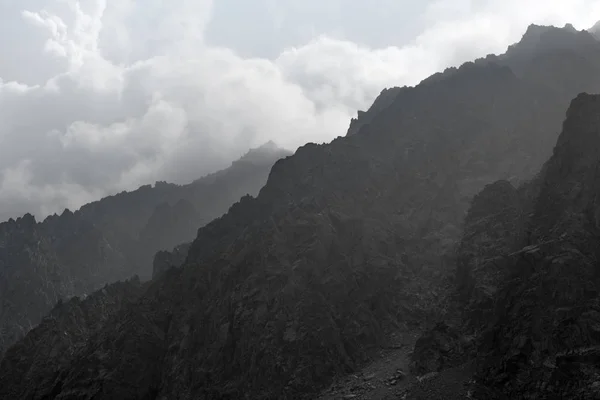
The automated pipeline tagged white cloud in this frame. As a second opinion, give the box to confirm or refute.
[0,0,598,221]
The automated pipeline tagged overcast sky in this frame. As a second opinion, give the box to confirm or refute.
[0,0,598,221]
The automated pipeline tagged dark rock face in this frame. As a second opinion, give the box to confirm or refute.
[0,277,144,400]
[0,143,289,356]
[474,94,600,399]
[3,24,600,400]
[346,87,404,136]
[152,243,191,278]
[456,180,525,328]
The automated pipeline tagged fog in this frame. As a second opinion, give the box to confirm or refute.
[0,0,597,220]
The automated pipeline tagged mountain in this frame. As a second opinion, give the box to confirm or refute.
[2,23,600,399]
[76,140,291,278]
[348,25,600,162]
[403,97,600,399]
[455,179,526,329]
[397,101,600,399]
[346,87,403,136]
[0,277,145,400]
[0,142,289,356]
[469,93,600,399]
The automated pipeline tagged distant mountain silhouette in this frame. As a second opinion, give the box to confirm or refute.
[0,142,289,356]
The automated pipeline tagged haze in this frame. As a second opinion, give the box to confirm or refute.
[0,0,598,221]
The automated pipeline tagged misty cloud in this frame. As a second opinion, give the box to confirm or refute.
[0,0,598,221]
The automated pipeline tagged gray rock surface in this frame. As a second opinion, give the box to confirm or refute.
[476,93,600,399]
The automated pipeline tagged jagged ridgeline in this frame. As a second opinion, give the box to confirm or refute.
[2,23,600,400]
[0,142,290,356]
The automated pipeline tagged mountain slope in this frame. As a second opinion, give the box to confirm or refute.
[77,141,291,278]
[473,93,600,399]
[455,179,525,329]
[2,24,600,399]
[0,142,289,356]
[352,24,600,172]
[0,277,144,400]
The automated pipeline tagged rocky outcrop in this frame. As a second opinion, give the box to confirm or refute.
[346,87,404,136]
[0,277,144,400]
[475,93,600,399]
[3,24,600,400]
[0,143,289,356]
[152,243,191,278]
[456,180,525,328]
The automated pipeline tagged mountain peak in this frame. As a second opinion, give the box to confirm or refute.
[511,23,594,54]
[554,92,600,165]
[257,140,278,150]
[18,213,37,227]
[236,141,290,165]
[346,87,404,136]
[523,23,553,36]
[527,93,600,237]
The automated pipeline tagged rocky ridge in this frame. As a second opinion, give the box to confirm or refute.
[455,179,525,329]
[398,93,600,400]
[0,142,289,356]
[0,277,144,400]
[471,93,600,399]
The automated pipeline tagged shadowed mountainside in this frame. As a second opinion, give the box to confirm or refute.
[404,93,600,399]
[470,93,600,399]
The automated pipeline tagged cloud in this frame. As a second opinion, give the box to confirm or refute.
[0,0,598,221]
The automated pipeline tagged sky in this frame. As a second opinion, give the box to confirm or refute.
[0,0,598,221]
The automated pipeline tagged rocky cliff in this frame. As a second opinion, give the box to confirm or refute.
[2,24,600,400]
[0,277,144,400]
[472,93,600,399]
[404,95,600,400]
[346,87,404,136]
[455,180,525,329]
[0,142,289,356]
